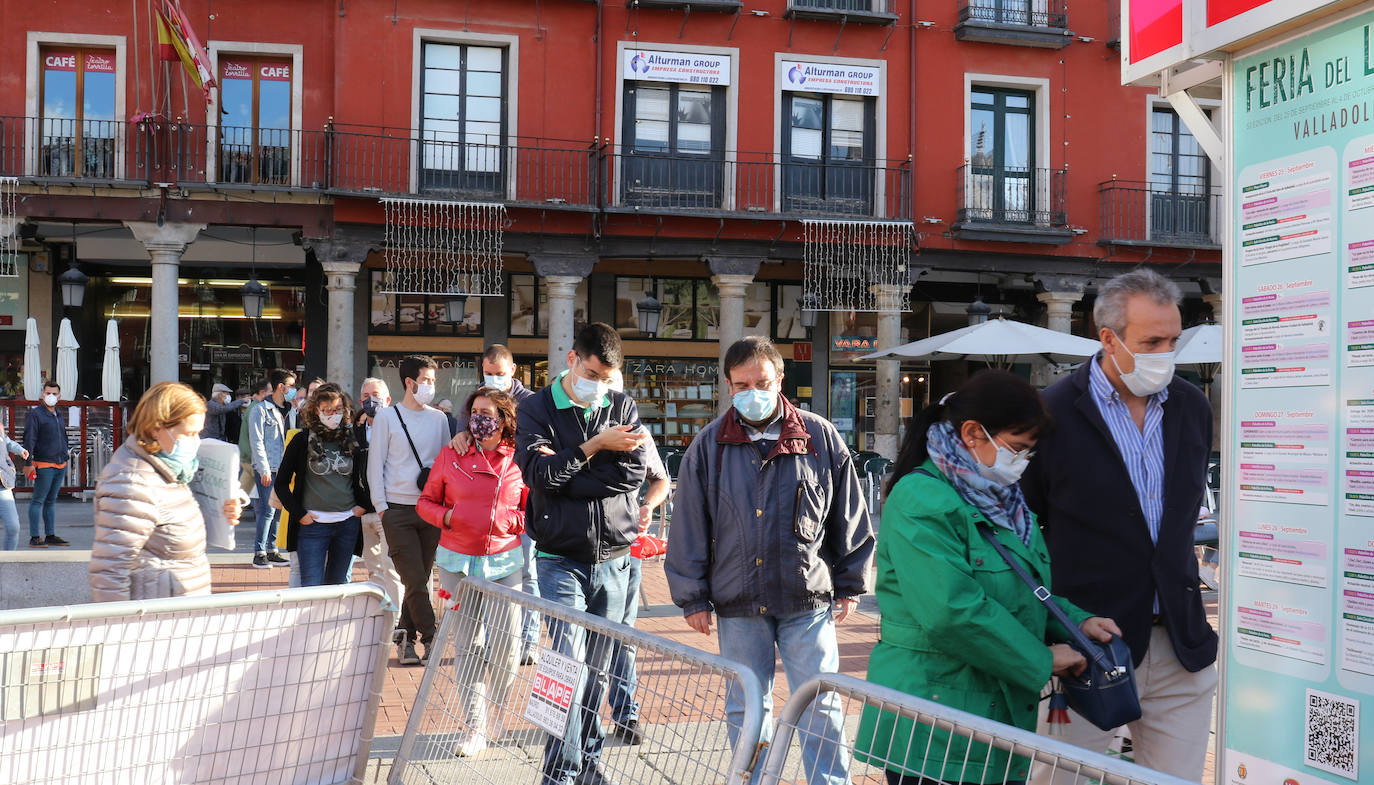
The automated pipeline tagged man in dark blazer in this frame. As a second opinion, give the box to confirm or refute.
[1023,269,1217,784]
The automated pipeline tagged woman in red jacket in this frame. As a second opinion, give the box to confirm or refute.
[417,386,526,758]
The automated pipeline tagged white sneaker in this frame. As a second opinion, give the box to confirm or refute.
[455,729,487,757]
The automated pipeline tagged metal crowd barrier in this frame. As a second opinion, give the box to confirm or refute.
[756,673,1199,785]
[0,584,393,785]
[390,577,765,785]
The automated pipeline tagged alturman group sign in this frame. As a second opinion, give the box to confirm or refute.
[624,49,730,86]
[779,59,880,97]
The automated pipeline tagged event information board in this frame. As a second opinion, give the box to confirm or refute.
[1226,9,1374,783]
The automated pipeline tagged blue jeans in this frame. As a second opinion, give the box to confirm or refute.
[537,553,632,785]
[28,466,63,538]
[297,516,361,586]
[717,607,850,785]
[608,556,643,724]
[521,533,540,646]
[252,474,280,554]
[0,488,19,549]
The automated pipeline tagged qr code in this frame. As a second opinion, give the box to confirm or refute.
[1304,689,1359,780]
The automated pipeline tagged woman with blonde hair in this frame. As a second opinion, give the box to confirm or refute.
[90,382,242,601]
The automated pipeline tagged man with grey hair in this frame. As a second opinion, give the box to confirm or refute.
[1023,268,1217,783]
[355,376,407,635]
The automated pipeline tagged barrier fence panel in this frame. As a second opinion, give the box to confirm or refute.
[756,673,1199,785]
[0,584,392,785]
[391,577,765,785]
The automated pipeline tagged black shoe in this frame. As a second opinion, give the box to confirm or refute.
[398,641,420,666]
[520,645,537,666]
[420,640,432,665]
[28,536,46,548]
[266,551,289,566]
[573,762,621,785]
[44,534,69,546]
[613,719,642,746]
[252,553,270,569]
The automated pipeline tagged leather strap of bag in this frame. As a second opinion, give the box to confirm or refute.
[972,524,1115,674]
[392,407,424,467]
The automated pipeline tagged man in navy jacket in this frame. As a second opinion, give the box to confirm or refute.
[1023,269,1217,784]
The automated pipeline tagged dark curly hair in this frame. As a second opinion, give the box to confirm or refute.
[461,386,519,445]
[303,382,358,459]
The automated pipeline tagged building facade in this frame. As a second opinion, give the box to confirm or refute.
[0,0,1222,457]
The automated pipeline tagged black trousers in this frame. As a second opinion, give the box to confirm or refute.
[380,503,441,645]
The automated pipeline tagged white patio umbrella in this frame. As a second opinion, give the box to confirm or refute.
[56,318,79,400]
[1175,324,1222,366]
[22,317,41,400]
[101,319,121,403]
[860,317,1102,368]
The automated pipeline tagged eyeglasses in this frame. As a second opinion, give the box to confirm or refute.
[317,407,346,416]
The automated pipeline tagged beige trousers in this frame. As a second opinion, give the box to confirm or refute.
[1032,625,1217,784]
[360,512,405,612]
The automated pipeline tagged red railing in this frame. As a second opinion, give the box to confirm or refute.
[0,401,126,494]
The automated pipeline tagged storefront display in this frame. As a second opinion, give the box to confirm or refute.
[369,270,482,335]
[623,357,718,448]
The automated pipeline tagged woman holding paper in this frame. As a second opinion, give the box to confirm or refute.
[90,382,243,601]
[0,418,29,549]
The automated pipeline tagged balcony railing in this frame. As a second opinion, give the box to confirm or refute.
[958,0,1067,28]
[2,116,911,221]
[1099,180,1222,248]
[957,164,1066,227]
[785,0,899,23]
[604,150,910,220]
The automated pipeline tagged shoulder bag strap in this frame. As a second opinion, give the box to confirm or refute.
[910,467,1112,671]
[392,407,424,467]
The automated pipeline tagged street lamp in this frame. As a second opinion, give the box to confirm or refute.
[798,292,821,330]
[444,291,469,324]
[58,261,87,309]
[966,295,991,326]
[240,275,269,319]
[636,293,662,336]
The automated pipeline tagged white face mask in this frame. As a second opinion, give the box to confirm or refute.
[413,381,435,406]
[43,393,58,407]
[973,425,1032,487]
[483,374,512,392]
[1109,332,1176,396]
[319,413,343,430]
[570,361,610,405]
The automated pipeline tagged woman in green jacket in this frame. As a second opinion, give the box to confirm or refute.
[856,370,1121,785]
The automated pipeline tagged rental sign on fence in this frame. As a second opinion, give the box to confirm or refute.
[525,649,583,737]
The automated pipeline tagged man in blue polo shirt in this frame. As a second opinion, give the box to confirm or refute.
[24,379,69,547]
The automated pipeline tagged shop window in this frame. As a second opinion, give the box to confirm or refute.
[509,274,588,337]
[774,284,810,340]
[40,48,117,178]
[621,82,726,208]
[621,358,720,448]
[368,270,482,335]
[420,43,507,197]
[781,93,876,215]
[218,56,292,185]
[369,353,481,413]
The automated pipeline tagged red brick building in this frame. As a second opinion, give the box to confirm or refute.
[0,0,1220,456]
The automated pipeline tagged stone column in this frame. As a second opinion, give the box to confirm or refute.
[126,221,206,384]
[322,261,363,389]
[530,254,597,377]
[706,257,763,410]
[1031,274,1088,388]
[873,284,906,461]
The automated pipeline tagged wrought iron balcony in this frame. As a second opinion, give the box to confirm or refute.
[954,164,1071,243]
[784,0,899,24]
[1099,180,1222,248]
[955,0,1072,48]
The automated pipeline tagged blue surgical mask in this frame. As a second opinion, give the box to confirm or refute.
[157,435,201,485]
[483,374,512,392]
[283,387,298,402]
[733,389,778,423]
[571,361,610,405]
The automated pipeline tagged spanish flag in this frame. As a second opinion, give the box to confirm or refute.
[156,0,216,102]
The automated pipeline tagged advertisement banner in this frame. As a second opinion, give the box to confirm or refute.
[779,60,880,97]
[1226,9,1374,783]
[623,49,729,86]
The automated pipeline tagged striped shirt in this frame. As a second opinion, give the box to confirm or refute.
[1088,354,1168,545]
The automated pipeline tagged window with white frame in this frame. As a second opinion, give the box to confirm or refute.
[419,43,507,197]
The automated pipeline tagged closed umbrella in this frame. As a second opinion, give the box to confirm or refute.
[101,319,121,403]
[861,317,1102,368]
[22,317,41,400]
[56,318,79,400]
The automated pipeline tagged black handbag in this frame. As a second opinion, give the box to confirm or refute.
[975,525,1143,732]
[391,407,431,491]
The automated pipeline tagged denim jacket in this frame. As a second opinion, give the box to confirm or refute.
[247,399,286,477]
[0,432,25,489]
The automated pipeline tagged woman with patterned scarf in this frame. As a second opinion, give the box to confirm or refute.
[856,370,1121,785]
[274,382,368,586]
